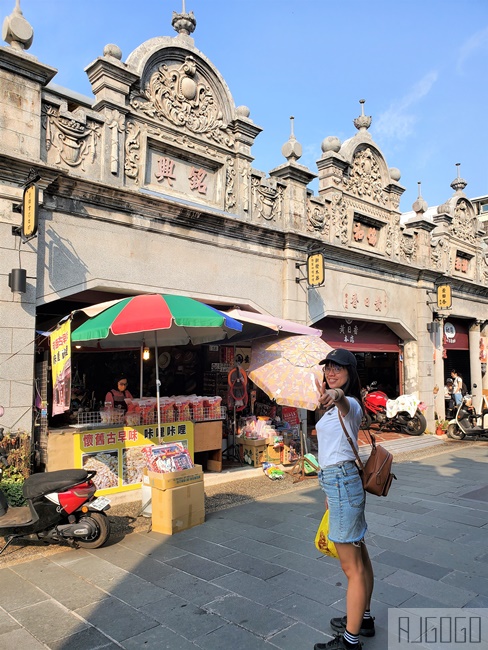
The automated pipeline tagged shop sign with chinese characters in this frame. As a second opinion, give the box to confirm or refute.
[307,253,324,287]
[147,148,216,202]
[75,421,194,495]
[343,285,388,314]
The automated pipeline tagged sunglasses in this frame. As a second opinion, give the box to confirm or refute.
[323,363,345,374]
[118,381,128,386]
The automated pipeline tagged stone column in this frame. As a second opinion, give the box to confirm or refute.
[469,321,482,409]
[482,323,488,399]
[433,318,446,420]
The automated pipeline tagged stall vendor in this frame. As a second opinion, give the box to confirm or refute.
[105,376,133,412]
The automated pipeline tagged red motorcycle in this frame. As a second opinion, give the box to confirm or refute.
[0,465,111,556]
[362,382,427,436]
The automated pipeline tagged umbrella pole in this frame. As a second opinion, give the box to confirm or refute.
[140,344,144,399]
[154,331,161,443]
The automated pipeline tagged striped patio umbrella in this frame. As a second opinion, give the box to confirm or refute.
[72,294,242,348]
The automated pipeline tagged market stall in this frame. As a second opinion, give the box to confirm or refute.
[44,294,242,493]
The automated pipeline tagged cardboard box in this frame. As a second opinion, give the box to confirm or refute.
[238,442,266,466]
[266,444,282,464]
[145,465,203,490]
[151,481,205,535]
[194,421,222,452]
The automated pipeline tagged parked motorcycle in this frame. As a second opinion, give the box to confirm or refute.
[362,382,427,435]
[447,387,488,440]
[0,460,111,556]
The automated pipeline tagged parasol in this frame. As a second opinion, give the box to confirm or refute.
[71,294,243,437]
[247,334,332,411]
[71,294,242,348]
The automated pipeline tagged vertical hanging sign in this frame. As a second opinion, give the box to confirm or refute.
[21,182,39,241]
[50,320,72,415]
[307,253,324,287]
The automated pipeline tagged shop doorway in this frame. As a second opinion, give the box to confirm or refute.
[444,352,471,393]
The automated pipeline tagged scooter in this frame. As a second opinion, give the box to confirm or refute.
[0,460,111,556]
[362,382,427,435]
[447,387,488,440]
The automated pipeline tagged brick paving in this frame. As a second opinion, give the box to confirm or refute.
[1,442,488,648]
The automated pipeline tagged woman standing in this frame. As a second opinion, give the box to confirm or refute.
[314,348,375,650]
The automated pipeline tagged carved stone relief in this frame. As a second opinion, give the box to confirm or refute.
[343,148,388,206]
[390,193,401,210]
[450,199,476,245]
[307,200,328,235]
[124,121,141,182]
[129,55,235,149]
[251,177,283,222]
[224,157,236,212]
[431,237,446,272]
[478,254,488,285]
[42,104,101,171]
[399,232,417,262]
[330,193,348,244]
[239,160,251,213]
[106,109,125,175]
[385,223,400,258]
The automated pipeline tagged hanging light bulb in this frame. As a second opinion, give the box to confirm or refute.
[143,347,150,361]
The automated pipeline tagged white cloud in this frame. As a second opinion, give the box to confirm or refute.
[374,71,438,141]
[457,26,488,73]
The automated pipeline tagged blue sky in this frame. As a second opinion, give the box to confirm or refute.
[8,0,488,212]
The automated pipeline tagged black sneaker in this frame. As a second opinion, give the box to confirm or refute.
[330,615,375,637]
[314,634,362,649]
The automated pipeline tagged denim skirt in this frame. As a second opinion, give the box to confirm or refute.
[318,461,367,544]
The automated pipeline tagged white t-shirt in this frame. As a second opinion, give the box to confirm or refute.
[316,397,363,468]
[452,376,462,394]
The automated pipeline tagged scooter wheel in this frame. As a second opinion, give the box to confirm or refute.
[77,512,111,549]
[447,423,465,440]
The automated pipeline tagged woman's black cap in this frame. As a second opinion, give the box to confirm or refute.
[319,348,357,368]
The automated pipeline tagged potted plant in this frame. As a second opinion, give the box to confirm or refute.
[435,420,449,436]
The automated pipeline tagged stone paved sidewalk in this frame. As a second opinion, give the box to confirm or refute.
[1,443,488,649]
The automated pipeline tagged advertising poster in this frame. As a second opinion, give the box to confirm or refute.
[75,421,194,495]
[50,319,71,416]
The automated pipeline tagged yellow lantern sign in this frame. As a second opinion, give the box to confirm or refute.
[21,183,39,240]
[307,253,324,287]
[436,284,452,309]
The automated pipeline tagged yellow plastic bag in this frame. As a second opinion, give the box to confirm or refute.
[314,510,339,558]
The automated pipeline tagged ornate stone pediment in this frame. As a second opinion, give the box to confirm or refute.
[129,55,235,149]
[450,198,476,245]
[344,147,388,206]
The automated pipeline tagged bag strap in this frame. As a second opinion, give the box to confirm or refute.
[338,410,370,471]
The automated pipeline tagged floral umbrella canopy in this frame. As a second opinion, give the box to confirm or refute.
[248,334,332,411]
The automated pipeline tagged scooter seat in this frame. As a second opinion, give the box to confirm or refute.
[23,469,90,500]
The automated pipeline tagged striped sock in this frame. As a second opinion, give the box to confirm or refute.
[363,609,372,620]
[343,629,360,647]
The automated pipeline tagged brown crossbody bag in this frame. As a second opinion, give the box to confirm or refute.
[338,412,396,497]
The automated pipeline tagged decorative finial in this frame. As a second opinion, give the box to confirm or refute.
[353,99,372,131]
[412,181,428,215]
[2,0,34,51]
[450,162,467,193]
[281,116,303,162]
[172,1,196,36]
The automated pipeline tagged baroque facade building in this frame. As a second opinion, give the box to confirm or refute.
[0,4,487,440]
